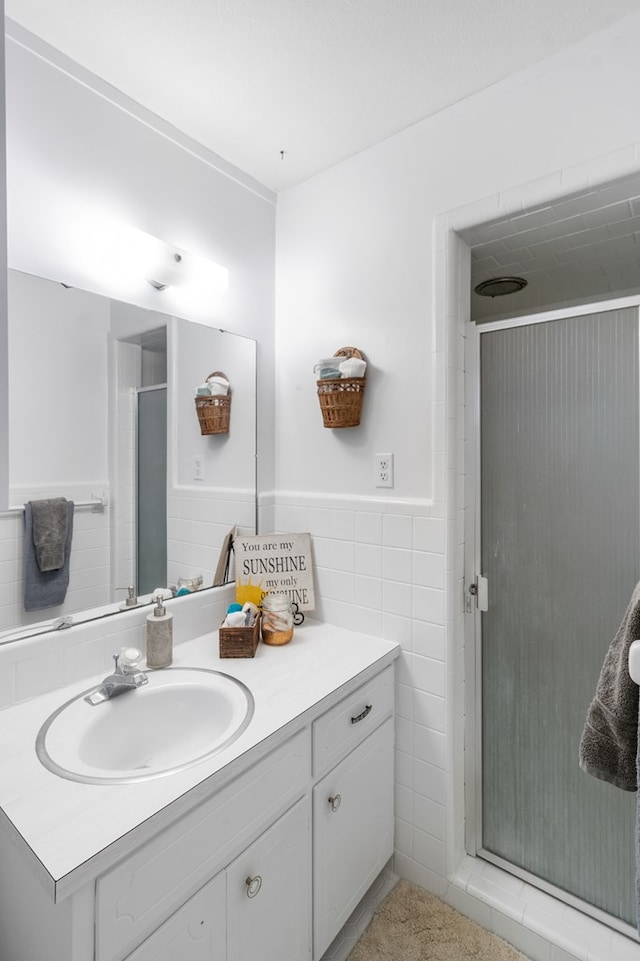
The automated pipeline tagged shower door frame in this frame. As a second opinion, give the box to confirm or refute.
[464,292,640,938]
[136,383,168,596]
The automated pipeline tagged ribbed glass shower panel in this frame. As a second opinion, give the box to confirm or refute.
[480,308,639,926]
[137,386,167,596]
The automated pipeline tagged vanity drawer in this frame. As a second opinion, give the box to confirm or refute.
[96,727,310,961]
[312,665,394,778]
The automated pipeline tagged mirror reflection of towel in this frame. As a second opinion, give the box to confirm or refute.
[30,497,69,571]
[23,501,74,611]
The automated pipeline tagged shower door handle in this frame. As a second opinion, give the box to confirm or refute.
[468,575,489,612]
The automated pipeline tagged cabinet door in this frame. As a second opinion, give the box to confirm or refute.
[125,871,226,961]
[227,798,311,961]
[313,717,394,960]
[97,729,310,961]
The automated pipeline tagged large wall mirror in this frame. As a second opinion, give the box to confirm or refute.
[1,267,257,640]
[0,22,266,643]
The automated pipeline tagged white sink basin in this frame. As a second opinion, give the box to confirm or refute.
[36,668,254,784]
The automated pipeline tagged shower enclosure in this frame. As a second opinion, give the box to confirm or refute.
[137,385,167,595]
[468,303,640,930]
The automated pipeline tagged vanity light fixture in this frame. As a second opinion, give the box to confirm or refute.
[96,222,229,299]
[147,252,183,291]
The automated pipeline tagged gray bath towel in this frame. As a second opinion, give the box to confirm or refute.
[30,497,69,571]
[23,500,74,611]
[637,735,640,936]
[579,581,640,791]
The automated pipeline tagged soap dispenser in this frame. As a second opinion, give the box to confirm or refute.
[146,595,173,668]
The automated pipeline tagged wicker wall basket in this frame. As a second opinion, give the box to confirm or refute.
[317,347,366,428]
[195,371,231,435]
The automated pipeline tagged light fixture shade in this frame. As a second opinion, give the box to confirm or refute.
[146,247,185,289]
[94,222,228,300]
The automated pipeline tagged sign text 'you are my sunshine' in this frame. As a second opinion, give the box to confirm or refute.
[234,533,315,611]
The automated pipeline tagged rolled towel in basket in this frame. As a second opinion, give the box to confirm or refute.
[206,374,230,395]
[338,357,367,378]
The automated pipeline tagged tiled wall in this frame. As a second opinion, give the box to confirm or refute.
[168,487,256,588]
[270,491,450,887]
[0,584,233,710]
[0,483,110,635]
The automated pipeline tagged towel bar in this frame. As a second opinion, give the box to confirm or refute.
[4,496,106,515]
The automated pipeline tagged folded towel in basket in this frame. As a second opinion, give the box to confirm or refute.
[579,580,640,791]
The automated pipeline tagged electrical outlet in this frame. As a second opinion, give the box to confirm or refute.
[374,452,394,488]
[193,455,204,481]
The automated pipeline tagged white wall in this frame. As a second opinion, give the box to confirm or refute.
[8,270,110,486]
[276,14,640,500]
[0,0,7,510]
[4,20,276,495]
[275,14,640,961]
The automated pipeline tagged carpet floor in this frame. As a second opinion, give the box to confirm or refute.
[347,880,530,961]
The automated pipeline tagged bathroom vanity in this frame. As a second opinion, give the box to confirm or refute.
[0,622,398,961]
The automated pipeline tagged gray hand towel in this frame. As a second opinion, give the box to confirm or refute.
[29,497,69,571]
[579,580,640,792]
[23,500,74,611]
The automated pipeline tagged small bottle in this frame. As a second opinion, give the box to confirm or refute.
[146,595,173,668]
[261,593,294,646]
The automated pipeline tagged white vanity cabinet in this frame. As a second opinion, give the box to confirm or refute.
[124,872,227,961]
[0,633,398,961]
[311,667,395,960]
[125,798,310,961]
[226,797,310,960]
[97,729,310,961]
[110,665,394,961]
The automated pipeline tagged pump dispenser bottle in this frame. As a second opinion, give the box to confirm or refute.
[146,595,173,668]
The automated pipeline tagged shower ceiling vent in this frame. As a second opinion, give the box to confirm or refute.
[474,276,527,297]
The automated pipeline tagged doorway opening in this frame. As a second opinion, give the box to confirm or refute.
[458,170,640,936]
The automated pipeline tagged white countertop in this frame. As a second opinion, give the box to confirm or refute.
[0,621,399,901]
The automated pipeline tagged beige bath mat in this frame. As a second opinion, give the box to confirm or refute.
[347,880,530,961]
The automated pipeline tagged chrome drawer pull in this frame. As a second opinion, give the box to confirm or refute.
[245,875,262,898]
[328,794,341,812]
[351,704,372,724]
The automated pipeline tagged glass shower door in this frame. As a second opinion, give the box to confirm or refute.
[137,386,167,596]
[478,307,639,926]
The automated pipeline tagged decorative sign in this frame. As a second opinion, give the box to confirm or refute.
[234,532,315,611]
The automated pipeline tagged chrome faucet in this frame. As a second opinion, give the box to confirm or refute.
[84,653,148,705]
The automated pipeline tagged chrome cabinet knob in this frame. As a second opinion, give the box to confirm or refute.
[245,875,262,898]
[328,794,341,812]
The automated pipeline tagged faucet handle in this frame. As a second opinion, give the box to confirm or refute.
[118,646,144,674]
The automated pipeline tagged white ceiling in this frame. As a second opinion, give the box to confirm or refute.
[464,172,640,321]
[5,0,640,191]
